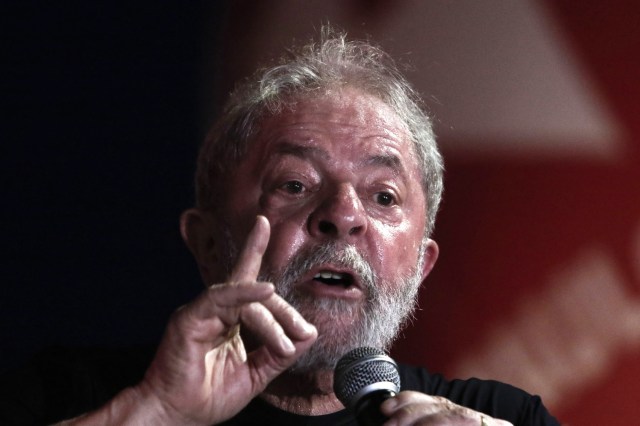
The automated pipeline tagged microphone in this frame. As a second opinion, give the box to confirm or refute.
[333,347,401,426]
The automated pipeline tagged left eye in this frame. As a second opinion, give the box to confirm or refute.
[374,192,395,206]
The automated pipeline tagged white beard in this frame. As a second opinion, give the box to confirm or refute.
[259,241,425,372]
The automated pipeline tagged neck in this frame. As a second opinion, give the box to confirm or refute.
[259,368,344,415]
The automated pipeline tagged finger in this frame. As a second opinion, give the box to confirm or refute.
[243,319,318,389]
[230,215,270,283]
[381,392,438,424]
[238,339,313,396]
[382,392,484,425]
[240,302,297,357]
[237,293,317,357]
[187,281,275,321]
[262,293,317,342]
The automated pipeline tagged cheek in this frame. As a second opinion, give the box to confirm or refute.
[261,214,309,272]
[369,221,423,277]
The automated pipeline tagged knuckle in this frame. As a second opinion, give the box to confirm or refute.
[392,404,421,423]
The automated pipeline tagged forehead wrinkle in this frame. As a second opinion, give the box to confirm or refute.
[273,140,330,161]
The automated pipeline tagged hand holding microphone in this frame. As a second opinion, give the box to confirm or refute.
[334,347,513,426]
[333,347,400,426]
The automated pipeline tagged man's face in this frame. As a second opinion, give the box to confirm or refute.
[223,88,436,368]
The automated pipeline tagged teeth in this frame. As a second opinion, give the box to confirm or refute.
[314,271,345,280]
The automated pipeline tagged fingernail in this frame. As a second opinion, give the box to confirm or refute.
[300,320,316,337]
[281,336,295,354]
[382,396,398,412]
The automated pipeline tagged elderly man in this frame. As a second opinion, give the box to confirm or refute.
[4,30,558,425]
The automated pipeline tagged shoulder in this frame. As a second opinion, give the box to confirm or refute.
[398,364,560,426]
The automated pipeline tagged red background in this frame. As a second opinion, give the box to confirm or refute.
[219,1,640,424]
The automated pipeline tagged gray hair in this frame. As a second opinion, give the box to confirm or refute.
[196,27,444,234]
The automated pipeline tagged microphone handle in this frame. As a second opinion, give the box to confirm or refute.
[355,390,396,426]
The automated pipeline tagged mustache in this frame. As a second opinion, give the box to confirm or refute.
[260,241,378,300]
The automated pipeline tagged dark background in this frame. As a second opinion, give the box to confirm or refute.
[2,2,230,372]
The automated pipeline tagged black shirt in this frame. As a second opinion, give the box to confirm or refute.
[0,346,559,425]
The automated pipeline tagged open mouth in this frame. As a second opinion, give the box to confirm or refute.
[312,271,354,288]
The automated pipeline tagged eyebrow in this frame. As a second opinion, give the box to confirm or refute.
[362,154,403,173]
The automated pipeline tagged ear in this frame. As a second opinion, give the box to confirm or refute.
[180,208,219,284]
[420,238,440,281]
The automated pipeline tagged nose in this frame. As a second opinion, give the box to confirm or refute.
[308,184,368,241]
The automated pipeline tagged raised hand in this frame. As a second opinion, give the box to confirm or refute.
[141,215,317,424]
[59,216,317,425]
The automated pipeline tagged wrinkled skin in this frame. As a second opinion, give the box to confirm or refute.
[57,89,512,425]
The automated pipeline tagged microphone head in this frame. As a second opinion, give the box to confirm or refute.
[333,347,401,410]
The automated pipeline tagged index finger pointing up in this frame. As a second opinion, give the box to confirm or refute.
[230,215,271,283]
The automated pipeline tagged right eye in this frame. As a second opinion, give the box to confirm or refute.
[280,180,305,194]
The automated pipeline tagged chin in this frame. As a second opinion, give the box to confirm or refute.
[287,298,399,373]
